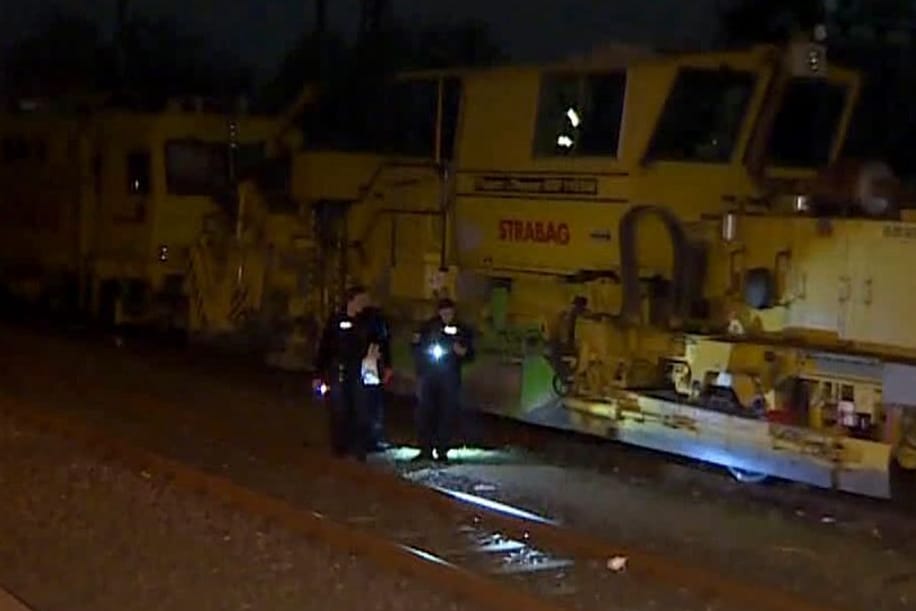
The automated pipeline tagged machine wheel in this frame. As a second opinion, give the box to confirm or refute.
[552,374,571,397]
[728,466,768,484]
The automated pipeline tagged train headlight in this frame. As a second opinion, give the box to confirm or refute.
[158,244,169,262]
[316,382,329,397]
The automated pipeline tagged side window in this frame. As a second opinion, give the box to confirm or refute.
[646,68,755,163]
[1,136,29,163]
[126,150,151,195]
[33,140,47,163]
[439,77,462,161]
[385,79,438,157]
[533,71,626,157]
[766,78,846,168]
[236,141,266,179]
[384,77,463,160]
[164,140,228,196]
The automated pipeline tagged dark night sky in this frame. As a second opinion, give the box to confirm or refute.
[3,1,723,77]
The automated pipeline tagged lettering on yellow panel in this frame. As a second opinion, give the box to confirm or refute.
[497,219,571,245]
[472,175,599,197]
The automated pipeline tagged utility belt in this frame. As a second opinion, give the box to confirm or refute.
[332,361,362,383]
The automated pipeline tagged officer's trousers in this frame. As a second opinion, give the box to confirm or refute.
[363,385,386,447]
[328,378,370,460]
[417,373,460,456]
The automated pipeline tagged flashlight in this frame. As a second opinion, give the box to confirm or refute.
[428,343,446,361]
[316,382,329,397]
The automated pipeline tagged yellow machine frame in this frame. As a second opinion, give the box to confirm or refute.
[0,100,280,328]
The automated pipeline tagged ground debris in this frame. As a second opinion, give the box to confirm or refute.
[607,556,628,572]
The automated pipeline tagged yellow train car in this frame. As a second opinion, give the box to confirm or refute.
[0,99,279,328]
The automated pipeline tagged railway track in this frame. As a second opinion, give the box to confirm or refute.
[0,391,840,611]
[0,586,34,611]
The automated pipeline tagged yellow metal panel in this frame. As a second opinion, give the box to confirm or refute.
[844,220,916,350]
[455,195,695,275]
[291,152,383,202]
[784,219,849,335]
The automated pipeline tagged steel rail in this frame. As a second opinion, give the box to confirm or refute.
[301,448,841,611]
[0,399,569,611]
[0,586,35,611]
[3,378,842,611]
[124,384,839,611]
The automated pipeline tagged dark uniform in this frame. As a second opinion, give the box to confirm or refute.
[412,308,474,461]
[314,310,372,460]
[359,306,392,450]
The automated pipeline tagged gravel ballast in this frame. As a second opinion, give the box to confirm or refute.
[3,324,916,610]
[0,412,483,611]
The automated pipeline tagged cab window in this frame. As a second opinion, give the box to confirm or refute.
[766,78,847,168]
[646,68,755,163]
[303,77,461,160]
[164,140,228,196]
[126,150,151,195]
[383,79,438,157]
[381,77,462,159]
[236,141,266,179]
[533,71,626,157]
[1,136,31,163]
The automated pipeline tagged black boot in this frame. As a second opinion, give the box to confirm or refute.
[412,449,434,462]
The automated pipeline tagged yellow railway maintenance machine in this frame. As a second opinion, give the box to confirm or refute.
[195,38,910,499]
[0,97,280,330]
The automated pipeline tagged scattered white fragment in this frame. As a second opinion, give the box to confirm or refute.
[821,516,835,524]
[139,470,152,479]
[473,483,497,493]
[607,556,628,572]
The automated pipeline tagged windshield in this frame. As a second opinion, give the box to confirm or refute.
[765,78,847,168]
[646,68,756,163]
[533,71,627,157]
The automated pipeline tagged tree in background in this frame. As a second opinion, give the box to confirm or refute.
[716,0,825,45]
[116,14,252,109]
[396,19,506,71]
[259,2,505,150]
[2,5,252,110]
[2,13,113,100]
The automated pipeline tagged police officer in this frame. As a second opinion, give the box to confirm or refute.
[412,298,474,462]
[359,303,393,452]
[313,285,374,461]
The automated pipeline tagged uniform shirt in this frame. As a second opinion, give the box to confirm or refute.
[413,316,475,378]
[314,311,370,381]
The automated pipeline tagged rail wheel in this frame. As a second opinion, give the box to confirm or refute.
[552,374,571,397]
